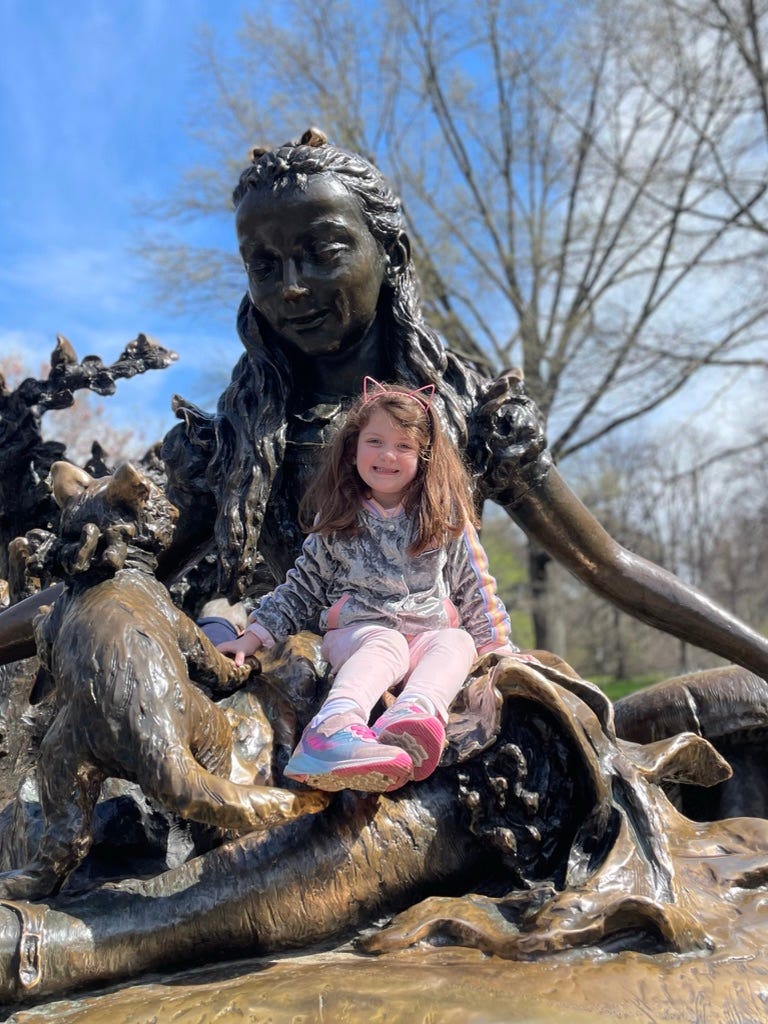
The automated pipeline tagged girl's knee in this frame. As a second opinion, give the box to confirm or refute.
[438,628,476,663]
[365,628,410,670]
[408,628,475,673]
[457,628,477,658]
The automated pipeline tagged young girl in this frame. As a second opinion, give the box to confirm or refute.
[218,378,520,794]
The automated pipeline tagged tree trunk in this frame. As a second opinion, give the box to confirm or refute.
[612,606,626,682]
[677,638,689,676]
[527,539,553,651]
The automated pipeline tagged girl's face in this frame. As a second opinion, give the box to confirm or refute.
[236,174,387,357]
[355,408,420,509]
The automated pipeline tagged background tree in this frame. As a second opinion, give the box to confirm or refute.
[143,0,768,651]
[552,426,768,679]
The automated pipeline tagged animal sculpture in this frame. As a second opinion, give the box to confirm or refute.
[0,462,326,901]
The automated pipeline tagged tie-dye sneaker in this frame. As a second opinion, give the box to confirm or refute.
[372,702,446,782]
[285,712,413,793]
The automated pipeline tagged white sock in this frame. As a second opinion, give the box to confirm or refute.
[397,693,440,719]
[310,697,365,728]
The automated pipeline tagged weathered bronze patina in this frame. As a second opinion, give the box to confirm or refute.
[0,656,767,1021]
[1,130,768,1020]
[0,462,327,904]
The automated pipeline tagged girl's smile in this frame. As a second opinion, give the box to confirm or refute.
[355,409,420,508]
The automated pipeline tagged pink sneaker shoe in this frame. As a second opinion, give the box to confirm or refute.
[372,702,446,781]
[285,712,413,793]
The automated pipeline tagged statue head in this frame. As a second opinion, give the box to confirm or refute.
[232,129,414,358]
[50,462,179,578]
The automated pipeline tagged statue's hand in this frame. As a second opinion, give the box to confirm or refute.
[468,371,551,506]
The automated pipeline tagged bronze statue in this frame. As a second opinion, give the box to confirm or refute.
[0,462,326,902]
[0,129,768,1015]
[157,129,768,681]
[1,656,767,1011]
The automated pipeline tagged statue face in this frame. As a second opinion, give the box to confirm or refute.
[236,174,387,357]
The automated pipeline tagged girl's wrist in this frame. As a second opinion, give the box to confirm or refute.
[245,621,275,648]
[242,632,262,654]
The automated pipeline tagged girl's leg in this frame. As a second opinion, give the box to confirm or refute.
[373,629,476,781]
[401,628,477,721]
[285,626,413,793]
[321,625,411,718]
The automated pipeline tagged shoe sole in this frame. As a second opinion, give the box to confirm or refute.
[375,718,445,782]
[285,749,413,793]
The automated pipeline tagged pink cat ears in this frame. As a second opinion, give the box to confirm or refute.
[362,376,436,413]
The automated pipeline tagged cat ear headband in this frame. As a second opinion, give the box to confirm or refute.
[362,376,435,413]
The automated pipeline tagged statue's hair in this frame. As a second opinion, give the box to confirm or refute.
[300,386,478,554]
[209,129,484,597]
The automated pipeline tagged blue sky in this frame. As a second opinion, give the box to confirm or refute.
[1,0,249,440]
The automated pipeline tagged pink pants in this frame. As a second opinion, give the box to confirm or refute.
[320,624,477,722]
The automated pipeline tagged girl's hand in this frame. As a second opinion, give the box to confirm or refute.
[217,630,263,667]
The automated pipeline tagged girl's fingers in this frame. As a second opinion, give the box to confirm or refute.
[216,635,261,664]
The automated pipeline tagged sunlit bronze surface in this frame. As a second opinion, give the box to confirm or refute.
[0,463,326,903]
[6,945,768,1024]
[0,658,767,1021]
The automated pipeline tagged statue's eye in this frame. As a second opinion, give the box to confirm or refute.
[308,242,346,265]
[245,255,276,280]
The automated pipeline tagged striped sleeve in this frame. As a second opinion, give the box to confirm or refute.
[447,525,516,655]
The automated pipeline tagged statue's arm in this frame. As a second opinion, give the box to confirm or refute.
[510,466,768,675]
[0,584,64,664]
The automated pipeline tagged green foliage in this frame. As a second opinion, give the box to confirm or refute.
[481,509,535,650]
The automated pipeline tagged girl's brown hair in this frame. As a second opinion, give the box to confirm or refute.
[299,384,478,554]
